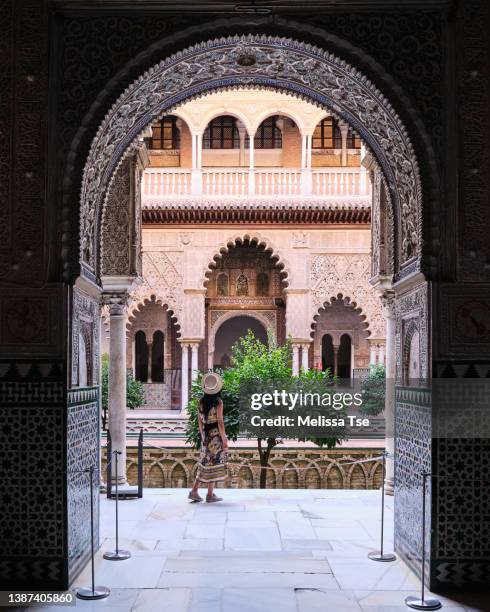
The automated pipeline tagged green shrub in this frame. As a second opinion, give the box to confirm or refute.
[359,364,386,415]
[186,331,347,488]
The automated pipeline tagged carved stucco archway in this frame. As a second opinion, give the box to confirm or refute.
[203,232,290,289]
[80,34,423,281]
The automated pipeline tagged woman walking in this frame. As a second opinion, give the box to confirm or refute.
[189,372,228,503]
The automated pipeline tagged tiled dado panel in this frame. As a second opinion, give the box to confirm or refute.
[0,360,66,588]
[431,366,490,590]
[394,386,432,585]
[67,387,100,584]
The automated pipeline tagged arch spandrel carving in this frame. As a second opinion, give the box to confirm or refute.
[310,254,386,339]
[82,35,423,278]
[128,251,183,328]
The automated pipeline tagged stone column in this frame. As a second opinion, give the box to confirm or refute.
[339,121,349,167]
[378,343,385,366]
[237,121,247,167]
[248,130,255,195]
[147,340,153,383]
[292,343,300,376]
[382,292,396,495]
[190,342,199,383]
[107,295,128,484]
[333,345,339,377]
[301,343,310,371]
[191,132,203,195]
[300,133,313,195]
[180,341,190,412]
[369,342,377,366]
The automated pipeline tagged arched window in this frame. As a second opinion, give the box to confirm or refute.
[256,272,269,296]
[338,334,352,379]
[152,331,165,383]
[321,334,334,373]
[312,117,360,150]
[217,273,229,296]
[150,116,180,150]
[246,117,282,149]
[313,118,340,149]
[203,116,239,149]
[134,330,149,382]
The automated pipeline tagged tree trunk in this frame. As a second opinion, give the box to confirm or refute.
[258,438,276,489]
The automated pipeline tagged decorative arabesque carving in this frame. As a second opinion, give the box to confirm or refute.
[394,282,429,380]
[129,251,183,323]
[311,254,386,339]
[370,164,394,280]
[81,35,422,275]
[101,157,132,276]
[72,287,100,387]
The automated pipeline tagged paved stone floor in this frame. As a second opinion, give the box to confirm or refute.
[26,489,489,611]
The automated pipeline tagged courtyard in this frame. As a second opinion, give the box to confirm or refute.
[33,489,486,611]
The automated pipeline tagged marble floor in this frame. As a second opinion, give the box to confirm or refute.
[25,489,489,611]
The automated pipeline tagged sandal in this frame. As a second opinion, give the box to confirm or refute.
[206,494,223,503]
[188,491,203,502]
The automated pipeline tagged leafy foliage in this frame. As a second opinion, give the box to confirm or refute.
[359,364,386,416]
[185,331,347,487]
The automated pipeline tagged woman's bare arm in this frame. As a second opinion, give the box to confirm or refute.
[217,400,228,450]
[198,400,204,440]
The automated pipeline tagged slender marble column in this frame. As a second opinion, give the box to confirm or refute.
[191,133,203,195]
[181,342,189,412]
[190,342,199,383]
[147,340,153,383]
[301,343,310,371]
[292,344,300,376]
[108,298,128,484]
[333,345,339,377]
[248,131,255,195]
[339,121,349,167]
[369,343,377,366]
[383,294,396,495]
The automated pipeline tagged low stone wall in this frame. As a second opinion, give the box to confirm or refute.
[102,447,384,489]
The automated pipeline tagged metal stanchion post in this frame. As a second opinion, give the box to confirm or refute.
[76,467,111,600]
[405,472,441,610]
[368,451,396,562]
[104,451,131,561]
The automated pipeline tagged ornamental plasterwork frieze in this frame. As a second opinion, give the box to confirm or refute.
[128,251,183,324]
[311,254,386,339]
[81,35,422,276]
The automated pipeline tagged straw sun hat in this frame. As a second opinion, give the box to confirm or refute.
[201,371,223,395]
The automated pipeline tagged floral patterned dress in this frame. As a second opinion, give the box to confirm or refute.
[196,401,227,483]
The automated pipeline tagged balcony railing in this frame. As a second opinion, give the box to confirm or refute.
[142,167,370,199]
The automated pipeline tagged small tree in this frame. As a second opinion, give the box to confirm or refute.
[101,353,145,429]
[186,331,346,488]
[359,364,386,416]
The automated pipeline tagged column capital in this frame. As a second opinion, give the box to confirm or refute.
[179,338,202,345]
[380,289,396,314]
[102,291,129,316]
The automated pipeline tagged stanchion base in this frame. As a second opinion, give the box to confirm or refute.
[76,586,110,600]
[368,551,397,562]
[405,595,442,610]
[103,549,131,561]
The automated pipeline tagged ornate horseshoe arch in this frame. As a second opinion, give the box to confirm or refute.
[80,34,423,280]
